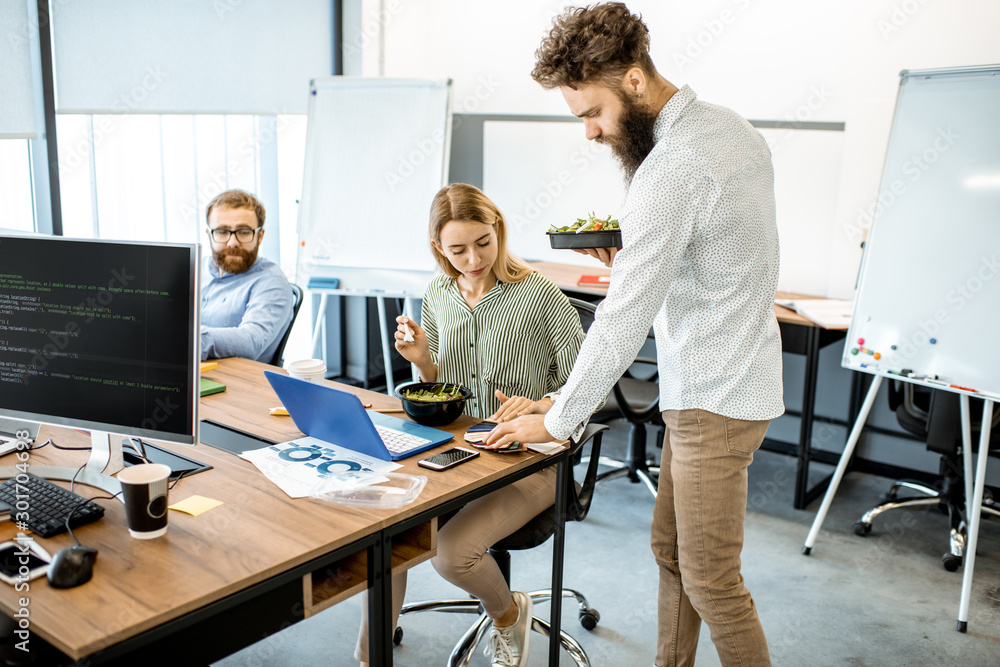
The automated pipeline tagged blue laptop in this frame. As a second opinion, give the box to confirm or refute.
[264,371,453,461]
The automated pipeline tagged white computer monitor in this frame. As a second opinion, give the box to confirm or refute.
[0,235,201,494]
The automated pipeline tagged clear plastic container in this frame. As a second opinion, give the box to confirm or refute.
[308,471,427,509]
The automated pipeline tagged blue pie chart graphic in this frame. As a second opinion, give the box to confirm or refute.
[279,447,322,462]
[316,460,365,474]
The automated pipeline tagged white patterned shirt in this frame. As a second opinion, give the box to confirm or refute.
[544,85,785,440]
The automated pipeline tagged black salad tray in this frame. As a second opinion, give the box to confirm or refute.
[547,229,622,249]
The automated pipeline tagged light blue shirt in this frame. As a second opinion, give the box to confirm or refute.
[200,255,294,363]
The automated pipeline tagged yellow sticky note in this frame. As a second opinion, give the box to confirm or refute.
[169,495,224,516]
[269,406,289,416]
[200,361,219,373]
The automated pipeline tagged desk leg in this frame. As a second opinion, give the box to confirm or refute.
[310,293,328,360]
[548,458,568,666]
[794,327,821,509]
[957,399,994,633]
[803,374,882,554]
[368,533,393,666]
[375,295,396,395]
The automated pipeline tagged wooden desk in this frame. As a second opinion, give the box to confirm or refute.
[0,358,571,666]
[529,260,852,509]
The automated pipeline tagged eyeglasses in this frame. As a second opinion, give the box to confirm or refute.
[209,227,261,243]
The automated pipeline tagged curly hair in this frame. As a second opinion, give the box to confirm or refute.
[205,189,266,228]
[532,2,655,90]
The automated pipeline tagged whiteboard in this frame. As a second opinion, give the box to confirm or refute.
[483,120,626,266]
[296,78,451,292]
[758,127,844,297]
[482,120,844,296]
[843,65,1000,400]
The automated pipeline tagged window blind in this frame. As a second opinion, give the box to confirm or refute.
[52,0,332,114]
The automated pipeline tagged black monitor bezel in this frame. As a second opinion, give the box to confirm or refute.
[0,234,201,447]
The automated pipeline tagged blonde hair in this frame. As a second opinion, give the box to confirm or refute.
[428,184,533,284]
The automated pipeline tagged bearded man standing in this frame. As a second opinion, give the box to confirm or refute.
[201,189,294,363]
[487,4,784,665]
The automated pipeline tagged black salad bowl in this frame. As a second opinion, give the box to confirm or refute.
[394,382,474,427]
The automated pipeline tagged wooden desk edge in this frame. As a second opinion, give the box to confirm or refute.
[58,357,557,660]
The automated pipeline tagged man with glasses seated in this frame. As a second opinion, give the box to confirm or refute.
[201,189,294,363]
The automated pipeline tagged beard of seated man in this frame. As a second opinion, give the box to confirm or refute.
[213,243,259,275]
[598,88,659,183]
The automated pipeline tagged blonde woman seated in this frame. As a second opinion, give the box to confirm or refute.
[357,184,585,667]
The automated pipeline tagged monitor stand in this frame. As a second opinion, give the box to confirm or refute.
[0,432,123,496]
[0,431,211,499]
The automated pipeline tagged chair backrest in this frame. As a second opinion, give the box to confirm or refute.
[490,423,608,554]
[892,381,1000,455]
[270,283,303,368]
[565,295,660,423]
[567,296,597,332]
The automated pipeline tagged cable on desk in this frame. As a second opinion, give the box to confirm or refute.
[69,462,85,495]
[21,438,51,452]
[65,463,120,547]
[168,469,191,490]
[125,438,152,464]
[47,438,91,451]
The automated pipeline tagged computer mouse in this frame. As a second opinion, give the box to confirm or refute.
[46,545,98,589]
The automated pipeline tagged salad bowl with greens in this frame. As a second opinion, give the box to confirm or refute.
[395,382,474,426]
[547,212,623,249]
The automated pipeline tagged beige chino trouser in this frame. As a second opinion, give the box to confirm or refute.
[652,408,772,667]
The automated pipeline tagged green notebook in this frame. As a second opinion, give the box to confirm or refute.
[200,378,227,397]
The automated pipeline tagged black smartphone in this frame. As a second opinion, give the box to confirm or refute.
[418,447,480,471]
[466,438,524,453]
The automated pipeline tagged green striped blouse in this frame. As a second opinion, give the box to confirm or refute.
[421,271,585,420]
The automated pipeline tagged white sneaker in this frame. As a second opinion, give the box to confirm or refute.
[484,591,532,667]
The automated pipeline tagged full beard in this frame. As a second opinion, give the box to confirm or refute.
[213,244,259,274]
[598,91,659,184]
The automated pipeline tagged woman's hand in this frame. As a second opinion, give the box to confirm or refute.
[485,414,555,447]
[394,316,435,379]
[488,390,552,423]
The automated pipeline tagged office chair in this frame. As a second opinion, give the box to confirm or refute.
[270,283,303,368]
[567,298,662,498]
[853,382,1000,570]
[395,423,608,667]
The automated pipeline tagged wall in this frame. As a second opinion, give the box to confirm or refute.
[337,0,1000,483]
[355,0,1000,297]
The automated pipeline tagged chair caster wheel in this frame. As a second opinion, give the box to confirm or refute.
[579,608,600,630]
[853,521,871,536]
[393,626,404,645]
[942,554,962,572]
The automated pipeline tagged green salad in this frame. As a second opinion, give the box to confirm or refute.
[400,384,463,402]
[548,212,620,233]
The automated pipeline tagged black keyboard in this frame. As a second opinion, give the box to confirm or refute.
[0,473,105,538]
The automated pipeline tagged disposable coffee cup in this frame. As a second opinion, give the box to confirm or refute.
[118,463,171,539]
[288,358,326,383]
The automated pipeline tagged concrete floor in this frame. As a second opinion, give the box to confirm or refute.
[217,419,1000,666]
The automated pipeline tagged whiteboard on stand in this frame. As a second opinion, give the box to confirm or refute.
[842,65,1000,400]
[296,77,452,294]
